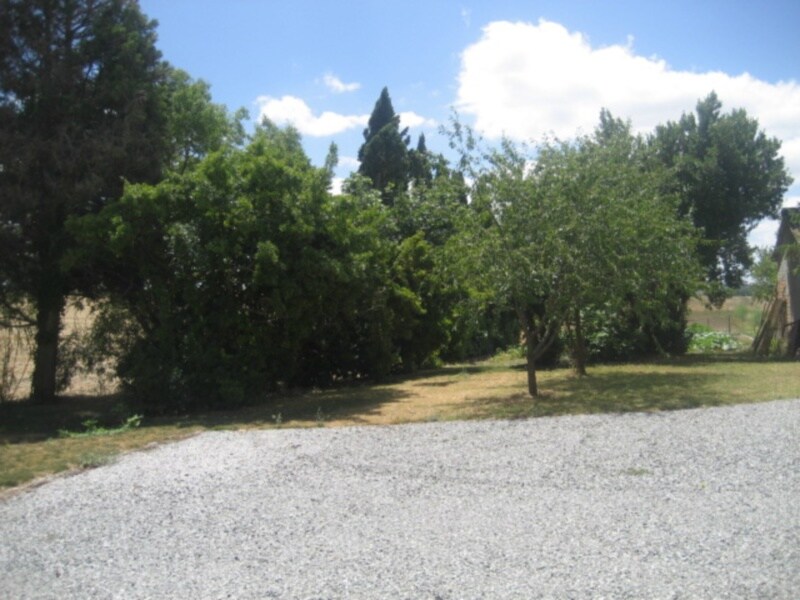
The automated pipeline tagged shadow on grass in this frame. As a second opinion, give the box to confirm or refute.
[382,363,505,382]
[2,353,792,444]
[0,384,413,444]
[171,385,411,430]
[0,393,131,444]
[651,351,796,367]
[463,369,731,421]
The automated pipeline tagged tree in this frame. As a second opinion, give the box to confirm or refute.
[409,133,433,187]
[450,117,699,395]
[0,0,167,402]
[71,121,456,411]
[749,247,778,303]
[651,92,793,297]
[358,87,410,205]
[162,67,248,174]
[71,122,344,410]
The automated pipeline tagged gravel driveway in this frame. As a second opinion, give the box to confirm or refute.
[2,399,799,599]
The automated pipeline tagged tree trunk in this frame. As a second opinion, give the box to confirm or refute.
[31,293,64,403]
[525,329,539,396]
[572,308,588,376]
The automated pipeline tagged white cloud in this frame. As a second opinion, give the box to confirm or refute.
[339,156,361,169]
[456,19,800,176]
[399,111,437,129]
[749,218,780,249]
[255,95,368,137]
[323,73,360,93]
[749,195,800,248]
[457,19,800,252]
[330,177,345,195]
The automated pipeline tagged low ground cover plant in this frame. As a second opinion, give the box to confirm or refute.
[58,414,142,439]
[686,323,740,352]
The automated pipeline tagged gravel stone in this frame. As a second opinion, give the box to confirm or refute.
[2,399,799,598]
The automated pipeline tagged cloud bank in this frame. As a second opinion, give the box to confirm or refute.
[255,96,437,138]
[456,20,800,180]
[255,95,368,137]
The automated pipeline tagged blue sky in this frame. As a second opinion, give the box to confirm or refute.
[139,0,800,247]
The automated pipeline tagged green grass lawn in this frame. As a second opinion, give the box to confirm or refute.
[2,353,798,493]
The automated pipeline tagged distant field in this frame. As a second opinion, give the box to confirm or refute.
[0,301,115,401]
[686,295,766,341]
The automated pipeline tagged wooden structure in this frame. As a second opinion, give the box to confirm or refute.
[753,208,800,356]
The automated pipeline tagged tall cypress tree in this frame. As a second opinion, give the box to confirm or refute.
[357,87,410,205]
[409,133,433,187]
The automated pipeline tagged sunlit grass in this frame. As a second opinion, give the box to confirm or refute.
[2,354,798,493]
[0,426,201,489]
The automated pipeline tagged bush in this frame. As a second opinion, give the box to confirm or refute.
[575,301,689,363]
[73,127,460,413]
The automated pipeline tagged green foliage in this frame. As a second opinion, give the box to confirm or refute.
[0,0,168,402]
[573,301,690,363]
[163,67,248,173]
[409,133,434,187]
[651,92,793,290]
[686,323,740,353]
[357,87,411,205]
[441,300,520,362]
[72,124,340,410]
[447,113,700,394]
[750,247,779,303]
[71,122,463,412]
[59,414,142,439]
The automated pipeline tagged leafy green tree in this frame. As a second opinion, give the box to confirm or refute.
[390,232,456,370]
[358,87,410,205]
[330,175,460,376]
[162,67,248,173]
[450,117,699,395]
[567,110,694,364]
[72,123,348,410]
[749,247,778,303]
[72,123,455,411]
[0,0,167,402]
[651,92,793,297]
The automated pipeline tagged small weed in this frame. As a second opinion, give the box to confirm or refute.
[315,406,325,427]
[686,323,740,352]
[271,412,283,427]
[59,414,142,438]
